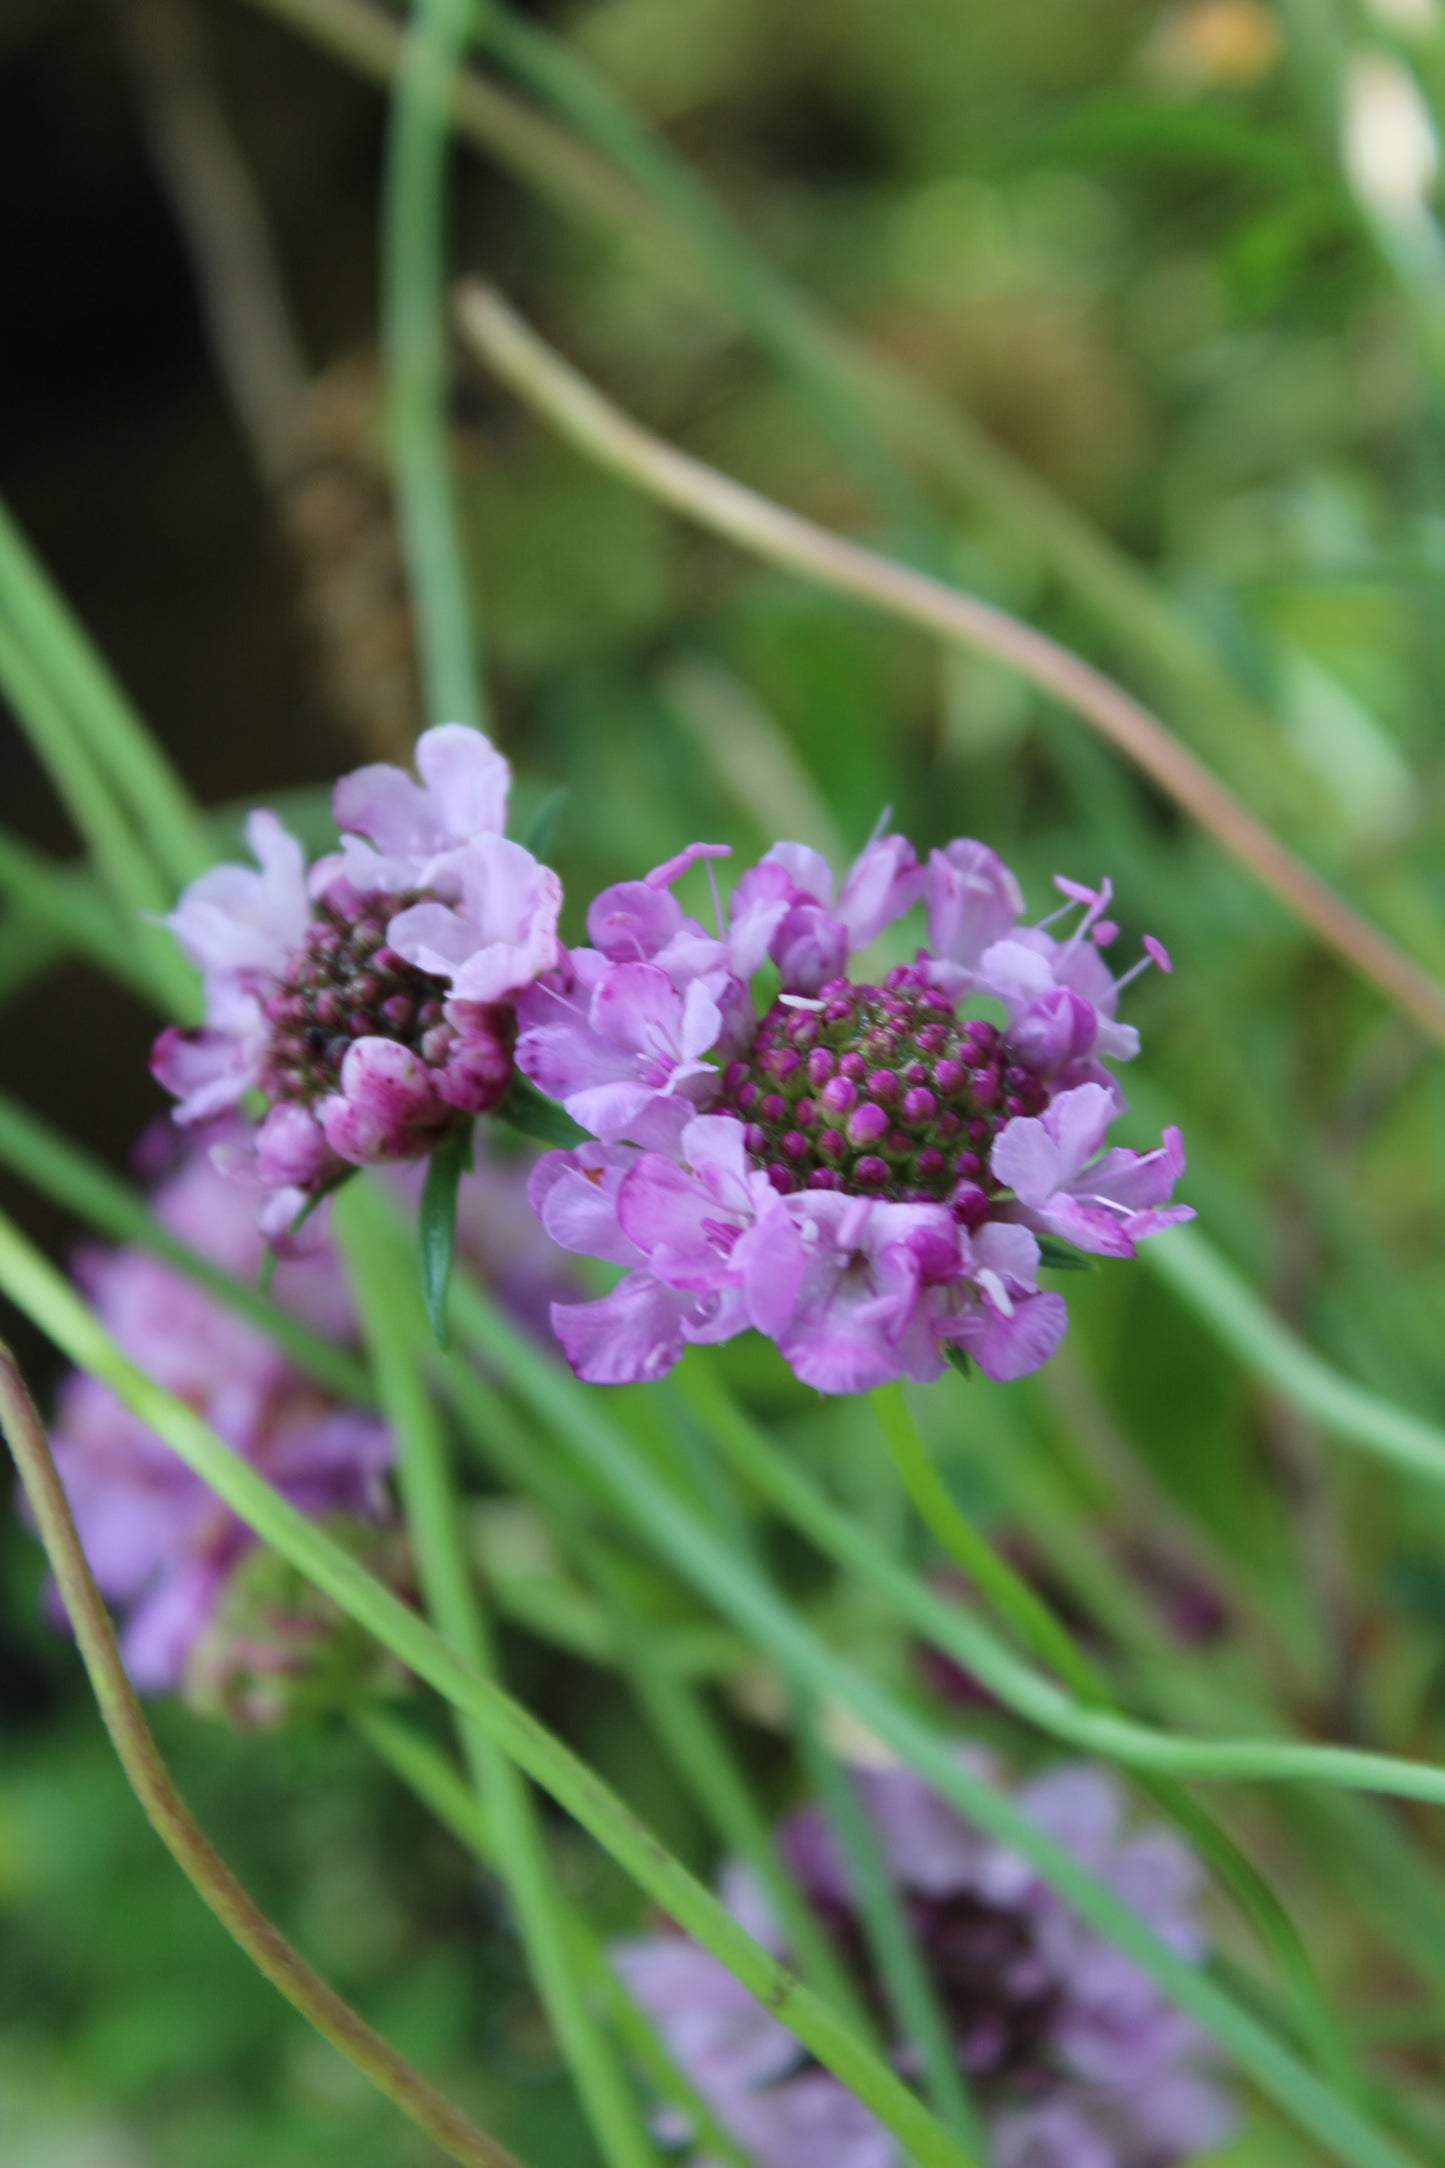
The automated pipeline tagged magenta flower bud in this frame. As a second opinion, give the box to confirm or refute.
[380,992,415,1031]
[902,1086,936,1124]
[936,1109,962,1140]
[818,1127,846,1160]
[761,1092,787,1124]
[745,1123,767,1154]
[934,1057,965,1095]
[723,1061,747,1092]
[795,1097,817,1128]
[866,1069,899,1103]
[766,1163,798,1194]
[903,1059,927,1087]
[824,998,852,1024]
[736,1080,758,1113]
[780,1130,808,1162]
[806,1166,844,1190]
[839,1051,867,1080]
[846,1101,889,1148]
[807,1047,836,1086]
[916,1147,946,1180]
[954,1150,982,1178]
[765,1046,800,1081]
[854,1155,889,1187]
[952,1181,991,1231]
[819,1075,858,1115]
[972,1067,1001,1107]
[887,1128,911,1155]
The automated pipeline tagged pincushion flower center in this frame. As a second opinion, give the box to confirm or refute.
[259,892,456,1108]
[717,969,1049,1206]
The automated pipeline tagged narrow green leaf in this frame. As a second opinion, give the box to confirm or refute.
[944,1343,973,1379]
[1035,1235,1096,1272]
[493,1073,589,1148]
[420,1123,473,1347]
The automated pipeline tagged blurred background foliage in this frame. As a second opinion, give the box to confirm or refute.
[6,0,1445,2160]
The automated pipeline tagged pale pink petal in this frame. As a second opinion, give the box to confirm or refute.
[415,721,511,837]
[550,1274,694,1383]
[834,834,922,948]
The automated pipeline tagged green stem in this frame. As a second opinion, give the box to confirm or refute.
[354,1709,758,2168]
[1144,1225,1445,1489]
[0,1200,1407,2166]
[0,1087,368,1403]
[454,283,1445,1052]
[337,1189,659,2168]
[0,497,212,887]
[797,1712,985,2154]
[872,1383,1103,1702]
[0,1346,527,2168]
[868,1386,1359,2102]
[383,0,485,727]
[0,1200,978,2168]
[0,828,173,1009]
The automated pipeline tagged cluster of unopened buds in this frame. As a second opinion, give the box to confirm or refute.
[150,724,1189,1392]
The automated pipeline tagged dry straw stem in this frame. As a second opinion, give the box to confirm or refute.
[0,1345,527,2168]
[455,279,1445,1052]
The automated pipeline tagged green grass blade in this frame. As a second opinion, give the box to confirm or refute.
[383,0,484,728]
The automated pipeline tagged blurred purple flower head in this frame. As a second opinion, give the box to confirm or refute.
[517,834,1188,1393]
[615,1755,1234,2168]
[48,1130,394,1704]
[151,725,562,1239]
[42,1121,574,1712]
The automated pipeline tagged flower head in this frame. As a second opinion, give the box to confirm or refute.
[521,835,1186,1392]
[41,1121,574,1714]
[615,1755,1234,2168]
[152,725,562,1236]
[47,1130,394,1708]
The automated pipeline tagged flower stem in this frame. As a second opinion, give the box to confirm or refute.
[337,1186,661,2168]
[453,279,1445,1050]
[383,0,485,728]
[0,1343,527,2168]
[871,1381,1104,1704]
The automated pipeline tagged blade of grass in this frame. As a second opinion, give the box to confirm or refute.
[0,1346,530,2168]
[0,829,177,1009]
[355,1708,759,2168]
[0,1199,1415,2168]
[338,1187,661,2168]
[384,0,485,727]
[0,499,212,887]
[453,282,1445,1051]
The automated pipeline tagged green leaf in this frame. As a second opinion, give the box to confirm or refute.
[419,1123,473,1348]
[944,1344,973,1380]
[494,1072,589,1148]
[517,785,567,860]
[1035,1236,1096,1273]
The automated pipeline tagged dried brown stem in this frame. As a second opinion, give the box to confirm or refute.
[0,1344,527,2168]
[455,278,1445,1051]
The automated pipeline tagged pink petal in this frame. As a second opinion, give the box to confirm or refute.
[415,722,511,838]
[550,1274,693,1384]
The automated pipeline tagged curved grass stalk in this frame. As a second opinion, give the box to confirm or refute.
[384,0,485,728]
[354,1709,759,2168]
[1143,1226,1445,1489]
[430,1271,1417,2168]
[4,1199,1410,2167]
[672,1356,1445,1808]
[0,500,213,888]
[0,615,165,919]
[0,1205,981,2168]
[0,1347,529,2168]
[453,281,1445,1049]
[0,830,178,1010]
[339,1196,661,2168]
[869,1384,1361,2105]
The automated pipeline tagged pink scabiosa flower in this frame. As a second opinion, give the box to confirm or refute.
[519,833,1188,1392]
[151,725,562,1236]
[43,1130,396,1716]
[615,1755,1234,2168]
